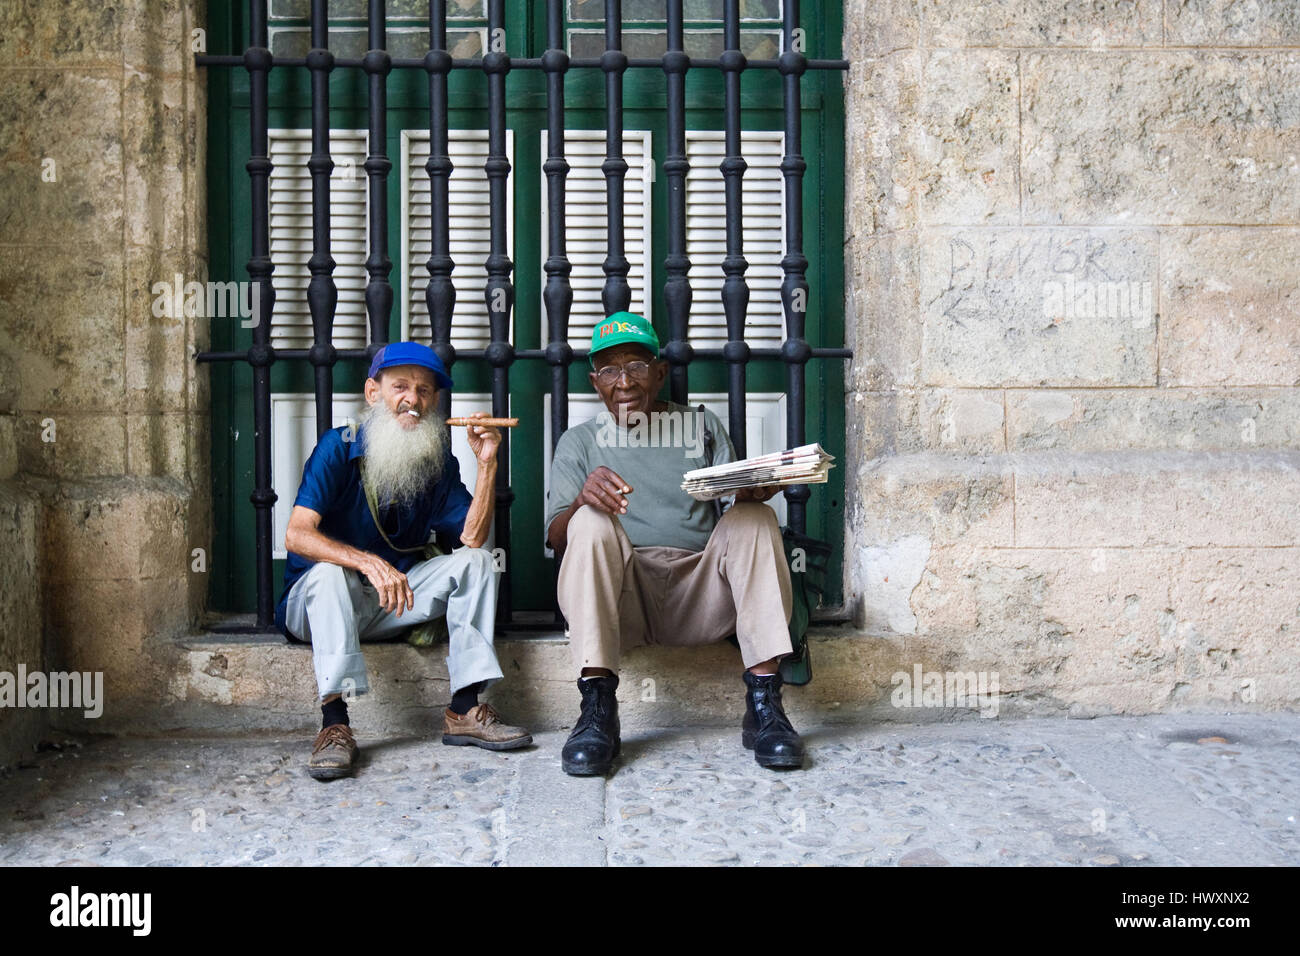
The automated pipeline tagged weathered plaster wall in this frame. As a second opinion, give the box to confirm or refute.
[842,1,1300,714]
[0,0,209,752]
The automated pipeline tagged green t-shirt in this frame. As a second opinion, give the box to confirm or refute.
[546,401,736,552]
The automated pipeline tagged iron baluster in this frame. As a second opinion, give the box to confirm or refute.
[244,0,279,628]
[484,0,515,622]
[425,0,456,422]
[663,0,693,405]
[363,0,395,358]
[306,0,338,438]
[720,0,750,456]
[780,0,812,535]
[543,0,574,451]
[600,0,631,316]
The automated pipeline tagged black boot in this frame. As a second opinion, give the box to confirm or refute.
[561,674,621,776]
[742,670,805,769]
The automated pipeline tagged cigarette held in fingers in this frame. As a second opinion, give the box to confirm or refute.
[445,417,519,428]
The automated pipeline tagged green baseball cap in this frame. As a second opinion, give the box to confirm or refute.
[589,311,660,367]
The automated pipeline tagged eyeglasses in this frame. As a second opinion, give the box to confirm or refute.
[594,361,652,386]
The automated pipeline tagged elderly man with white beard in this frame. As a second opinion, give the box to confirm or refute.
[276,341,530,780]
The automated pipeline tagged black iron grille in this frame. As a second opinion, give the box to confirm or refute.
[196,0,852,628]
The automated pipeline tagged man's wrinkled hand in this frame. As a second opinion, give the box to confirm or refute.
[579,466,633,515]
[359,554,414,616]
[464,410,502,464]
[734,484,780,503]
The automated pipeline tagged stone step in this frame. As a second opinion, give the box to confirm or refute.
[145,627,899,737]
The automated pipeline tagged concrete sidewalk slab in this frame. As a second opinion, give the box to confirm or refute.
[0,714,1295,866]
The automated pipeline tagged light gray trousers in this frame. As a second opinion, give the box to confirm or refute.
[283,548,504,701]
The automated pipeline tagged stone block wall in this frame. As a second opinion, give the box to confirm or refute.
[0,472,44,766]
[2,1,1296,745]
[0,0,209,750]
[843,1,1300,713]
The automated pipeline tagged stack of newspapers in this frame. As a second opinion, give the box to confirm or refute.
[681,443,836,501]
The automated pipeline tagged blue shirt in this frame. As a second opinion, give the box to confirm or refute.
[274,424,475,633]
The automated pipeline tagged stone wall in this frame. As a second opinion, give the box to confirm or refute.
[0,0,209,752]
[843,1,1300,713]
[0,470,44,766]
[2,0,1296,746]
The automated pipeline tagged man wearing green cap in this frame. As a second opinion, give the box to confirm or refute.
[545,312,803,774]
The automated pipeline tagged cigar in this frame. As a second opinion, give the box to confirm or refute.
[445,417,519,428]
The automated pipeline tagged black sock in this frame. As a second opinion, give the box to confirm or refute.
[449,681,486,716]
[322,697,349,729]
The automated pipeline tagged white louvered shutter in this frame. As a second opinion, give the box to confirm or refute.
[268,129,370,350]
[403,130,514,349]
[540,130,653,346]
[685,130,786,348]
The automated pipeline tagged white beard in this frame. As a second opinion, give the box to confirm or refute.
[359,400,449,507]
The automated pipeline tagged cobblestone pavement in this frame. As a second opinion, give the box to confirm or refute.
[1,714,1296,866]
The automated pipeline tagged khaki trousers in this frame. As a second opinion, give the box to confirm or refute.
[556,502,794,673]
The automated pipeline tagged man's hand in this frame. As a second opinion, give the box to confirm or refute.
[734,484,780,503]
[464,410,502,464]
[545,467,634,553]
[357,553,414,616]
[579,466,633,515]
[285,506,416,617]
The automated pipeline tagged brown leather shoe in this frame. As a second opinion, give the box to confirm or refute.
[308,723,358,780]
[442,703,532,751]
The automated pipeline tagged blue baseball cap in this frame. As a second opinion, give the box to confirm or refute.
[368,341,453,390]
